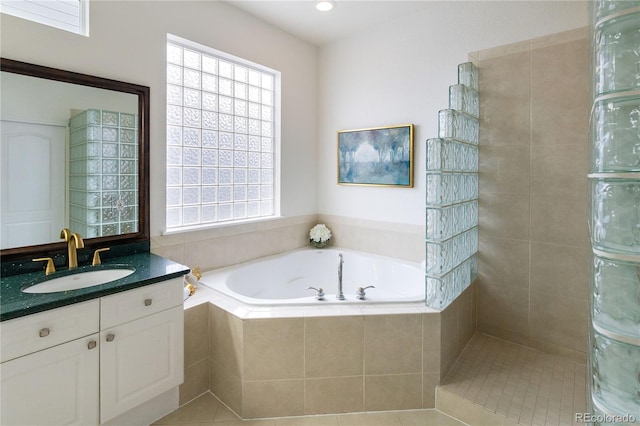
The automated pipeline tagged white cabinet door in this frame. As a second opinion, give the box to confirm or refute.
[100,306,184,424]
[0,334,99,426]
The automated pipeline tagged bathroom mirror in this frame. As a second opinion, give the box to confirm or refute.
[0,58,150,261]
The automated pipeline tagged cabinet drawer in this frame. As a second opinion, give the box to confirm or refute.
[100,278,183,329]
[0,300,99,363]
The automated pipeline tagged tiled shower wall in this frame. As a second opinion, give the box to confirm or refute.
[472,27,590,362]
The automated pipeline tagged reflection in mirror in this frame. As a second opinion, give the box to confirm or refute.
[0,59,149,261]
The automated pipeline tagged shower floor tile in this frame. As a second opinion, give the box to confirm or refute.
[438,334,587,426]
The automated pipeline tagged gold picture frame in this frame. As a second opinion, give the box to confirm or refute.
[337,123,414,187]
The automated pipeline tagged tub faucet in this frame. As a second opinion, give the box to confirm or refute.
[337,253,345,300]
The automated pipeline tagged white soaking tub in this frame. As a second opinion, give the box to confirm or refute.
[199,247,425,306]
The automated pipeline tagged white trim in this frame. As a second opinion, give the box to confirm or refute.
[162,214,284,236]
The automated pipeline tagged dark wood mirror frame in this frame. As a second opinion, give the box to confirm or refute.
[0,58,150,263]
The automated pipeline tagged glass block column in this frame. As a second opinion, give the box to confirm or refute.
[588,1,640,423]
[69,109,138,238]
[425,62,479,309]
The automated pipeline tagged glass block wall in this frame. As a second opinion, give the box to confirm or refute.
[588,1,640,423]
[425,62,479,309]
[69,109,138,238]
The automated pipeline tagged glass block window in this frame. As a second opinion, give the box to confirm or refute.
[0,0,89,36]
[166,35,280,230]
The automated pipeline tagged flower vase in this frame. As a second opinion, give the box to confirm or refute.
[312,240,328,249]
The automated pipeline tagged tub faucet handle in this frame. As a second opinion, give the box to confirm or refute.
[356,285,375,300]
[307,286,325,301]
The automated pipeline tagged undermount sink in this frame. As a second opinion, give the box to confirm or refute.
[22,268,136,294]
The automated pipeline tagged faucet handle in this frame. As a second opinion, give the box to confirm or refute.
[192,266,202,281]
[356,285,375,300]
[92,248,110,266]
[307,286,325,301]
[33,258,56,275]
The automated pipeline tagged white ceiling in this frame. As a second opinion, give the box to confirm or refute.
[224,1,437,46]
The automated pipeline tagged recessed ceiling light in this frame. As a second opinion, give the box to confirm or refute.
[315,0,336,12]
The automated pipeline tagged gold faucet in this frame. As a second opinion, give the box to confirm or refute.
[60,228,84,269]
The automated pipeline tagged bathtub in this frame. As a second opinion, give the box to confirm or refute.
[199,248,425,306]
[191,248,446,419]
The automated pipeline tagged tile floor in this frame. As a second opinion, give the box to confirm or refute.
[153,392,466,426]
[438,334,588,426]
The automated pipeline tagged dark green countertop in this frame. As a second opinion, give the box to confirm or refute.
[0,252,190,321]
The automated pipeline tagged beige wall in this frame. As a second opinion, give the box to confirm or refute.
[472,28,590,363]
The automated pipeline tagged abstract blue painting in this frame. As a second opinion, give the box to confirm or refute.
[338,124,414,187]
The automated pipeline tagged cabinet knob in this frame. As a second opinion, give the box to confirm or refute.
[88,340,97,350]
[106,333,115,342]
[144,298,152,306]
[39,328,50,338]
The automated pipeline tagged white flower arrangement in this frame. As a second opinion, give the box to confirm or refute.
[309,224,332,247]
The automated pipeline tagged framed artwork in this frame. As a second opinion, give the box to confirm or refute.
[337,123,414,187]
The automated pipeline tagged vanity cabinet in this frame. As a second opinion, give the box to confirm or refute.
[0,301,100,425]
[99,280,184,423]
[0,278,184,425]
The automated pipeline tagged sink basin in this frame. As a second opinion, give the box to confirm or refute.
[22,268,135,293]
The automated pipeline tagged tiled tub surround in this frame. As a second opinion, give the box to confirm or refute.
[151,214,426,273]
[179,282,475,419]
[152,215,318,271]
